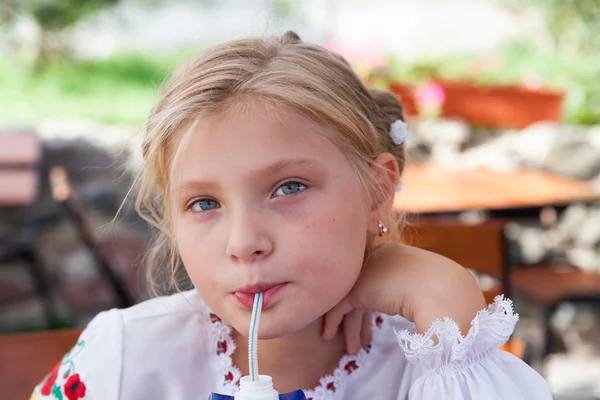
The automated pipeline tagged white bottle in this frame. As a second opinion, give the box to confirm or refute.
[234,375,279,400]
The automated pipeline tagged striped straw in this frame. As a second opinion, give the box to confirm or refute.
[249,292,263,381]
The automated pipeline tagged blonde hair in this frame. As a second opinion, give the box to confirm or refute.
[136,31,406,294]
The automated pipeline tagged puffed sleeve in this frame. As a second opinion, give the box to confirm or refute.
[30,309,123,400]
[396,296,552,400]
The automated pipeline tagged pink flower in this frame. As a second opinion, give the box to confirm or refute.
[415,81,446,109]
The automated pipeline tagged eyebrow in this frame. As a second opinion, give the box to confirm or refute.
[174,157,322,194]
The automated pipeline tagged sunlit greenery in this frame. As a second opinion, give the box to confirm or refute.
[0,49,200,125]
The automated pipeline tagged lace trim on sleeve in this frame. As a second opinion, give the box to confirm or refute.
[394,295,518,370]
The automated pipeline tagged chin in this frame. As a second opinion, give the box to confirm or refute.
[266,307,324,338]
[231,309,317,340]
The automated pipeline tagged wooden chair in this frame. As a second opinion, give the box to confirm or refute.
[0,328,82,400]
[0,131,60,327]
[49,166,135,308]
[402,218,510,302]
[401,218,523,358]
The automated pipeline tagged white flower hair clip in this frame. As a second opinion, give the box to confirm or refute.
[389,120,407,191]
[389,120,408,145]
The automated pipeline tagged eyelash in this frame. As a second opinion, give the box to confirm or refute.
[185,180,307,213]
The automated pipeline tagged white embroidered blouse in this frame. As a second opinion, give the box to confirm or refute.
[31,290,552,400]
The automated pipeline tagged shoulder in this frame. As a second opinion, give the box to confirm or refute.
[30,308,124,400]
[117,289,214,351]
[120,289,207,324]
[31,290,216,400]
[118,291,221,398]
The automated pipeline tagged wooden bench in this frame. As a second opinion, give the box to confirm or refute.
[0,328,82,400]
[0,131,59,327]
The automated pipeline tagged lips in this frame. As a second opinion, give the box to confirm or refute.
[232,282,287,310]
[235,282,283,294]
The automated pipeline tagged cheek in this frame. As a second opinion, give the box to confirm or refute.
[174,221,222,300]
[289,183,369,293]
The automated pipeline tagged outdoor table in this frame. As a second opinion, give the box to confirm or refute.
[394,164,600,214]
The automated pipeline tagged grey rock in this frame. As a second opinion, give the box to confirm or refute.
[505,222,549,264]
[455,133,520,171]
[586,125,600,154]
[575,208,600,246]
[544,134,600,180]
[566,247,600,274]
[416,118,470,146]
[557,204,590,239]
[463,127,517,150]
[513,122,561,170]
[430,142,461,165]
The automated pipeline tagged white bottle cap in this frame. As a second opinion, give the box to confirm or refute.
[234,375,279,400]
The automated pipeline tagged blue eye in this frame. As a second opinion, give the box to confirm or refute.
[274,181,306,197]
[188,198,220,213]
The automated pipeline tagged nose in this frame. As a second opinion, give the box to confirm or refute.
[226,208,274,264]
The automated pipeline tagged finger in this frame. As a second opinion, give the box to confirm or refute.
[343,309,364,355]
[322,300,353,340]
[361,310,373,348]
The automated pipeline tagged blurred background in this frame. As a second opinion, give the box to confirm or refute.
[1,0,600,399]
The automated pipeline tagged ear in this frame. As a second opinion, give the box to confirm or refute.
[367,152,400,236]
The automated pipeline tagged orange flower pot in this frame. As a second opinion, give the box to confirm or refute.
[389,81,564,129]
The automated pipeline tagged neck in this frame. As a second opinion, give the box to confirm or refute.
[231,317,346,393]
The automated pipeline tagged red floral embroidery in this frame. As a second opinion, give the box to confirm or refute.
[225,371,234,383]
[217,340,228,355]
[64,373,87,400]
[344,360,358,374]
[375,315,383,328]
[41,362,60,395]
[326,382,336,392]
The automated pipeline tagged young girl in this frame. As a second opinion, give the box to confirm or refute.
[32,31,551,400]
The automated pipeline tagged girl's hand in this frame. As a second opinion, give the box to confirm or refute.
[323,244,486,353]
[336,309,373,355]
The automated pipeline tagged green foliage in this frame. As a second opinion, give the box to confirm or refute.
[0,51,193,124]
[503,0,600,54]
[2,0,120,31]
[1,0,124,70]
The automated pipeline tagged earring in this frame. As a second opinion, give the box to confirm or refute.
[378,221,388,236]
